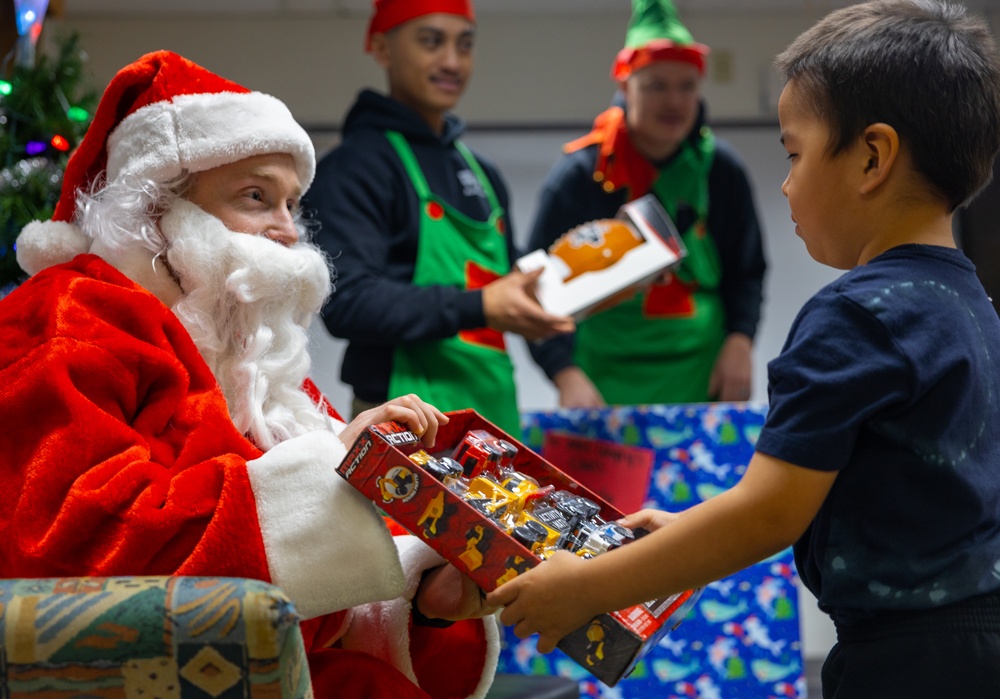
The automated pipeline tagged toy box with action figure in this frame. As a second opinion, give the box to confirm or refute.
[514,193,686,321]
[337,409,702,687]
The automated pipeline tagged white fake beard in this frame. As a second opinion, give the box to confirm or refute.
[160,199,335,450]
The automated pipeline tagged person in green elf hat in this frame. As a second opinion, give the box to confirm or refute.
[302,0,574,435]
[526,0,767,408]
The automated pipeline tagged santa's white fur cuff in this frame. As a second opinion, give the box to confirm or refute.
[247,430,405,619]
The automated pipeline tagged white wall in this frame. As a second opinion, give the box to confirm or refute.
[54,9,996,126]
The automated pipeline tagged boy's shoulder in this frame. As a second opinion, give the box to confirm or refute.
[807,245,995,339]
[832,244,974,294]
[797,245,982,325]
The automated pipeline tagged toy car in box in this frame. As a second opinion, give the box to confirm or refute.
[337,409,702,687]
[514,193,686,321]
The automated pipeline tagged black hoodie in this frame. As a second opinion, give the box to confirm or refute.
[303,89,517,403]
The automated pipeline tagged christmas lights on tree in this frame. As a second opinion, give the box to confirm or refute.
[1,10,96,295]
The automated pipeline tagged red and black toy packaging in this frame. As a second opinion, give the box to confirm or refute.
[337,409,701,686]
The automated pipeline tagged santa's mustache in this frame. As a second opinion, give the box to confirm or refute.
[163,199,332,326]
[221,229,332,320]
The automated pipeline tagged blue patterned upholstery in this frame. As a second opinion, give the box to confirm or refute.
[0,576,312,698]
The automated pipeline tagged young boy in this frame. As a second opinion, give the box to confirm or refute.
[487,1,1000,695]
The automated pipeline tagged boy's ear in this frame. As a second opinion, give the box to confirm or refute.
[858,123,900,195]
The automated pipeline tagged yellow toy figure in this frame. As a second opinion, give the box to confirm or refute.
[585,620,608,666]
[459,524,487,571]
[417,491,447,536]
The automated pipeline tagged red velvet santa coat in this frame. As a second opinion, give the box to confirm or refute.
[0,254,497,699]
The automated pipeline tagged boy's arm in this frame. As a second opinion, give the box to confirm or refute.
[488,451,837,652]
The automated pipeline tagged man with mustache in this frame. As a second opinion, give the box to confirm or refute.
[527,0,767,409]
[302,0,574,436]
[1,50,498,699]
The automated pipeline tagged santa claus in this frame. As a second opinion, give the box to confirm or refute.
[1,50,498,698]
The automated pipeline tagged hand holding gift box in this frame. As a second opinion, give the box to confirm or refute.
[515,194,686,321]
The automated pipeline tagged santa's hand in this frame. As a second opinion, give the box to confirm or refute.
[415,564,497,621]
[338,394,448,450]
[487,551,598,654]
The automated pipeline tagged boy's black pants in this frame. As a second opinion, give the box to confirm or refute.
[823,590,1000,698]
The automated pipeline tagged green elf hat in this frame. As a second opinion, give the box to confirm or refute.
[611,0,710,81]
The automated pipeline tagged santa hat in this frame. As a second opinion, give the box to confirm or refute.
[16,50,315,277]
[365,0,476,52]
[611,0,710,82]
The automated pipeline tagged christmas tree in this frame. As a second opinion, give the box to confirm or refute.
[0,12,96,296]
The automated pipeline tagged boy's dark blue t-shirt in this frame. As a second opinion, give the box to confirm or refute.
[756,244,1000,625]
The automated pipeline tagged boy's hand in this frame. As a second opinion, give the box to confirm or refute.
[487,551,600,653]
[618,508,680,532]
[338,394,448,450]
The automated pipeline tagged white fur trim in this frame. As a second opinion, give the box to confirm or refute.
[471,616,501,699]
[342,537,501,698]
[341,537,444,683]
[107,91,315,190]
[15,220,91,276]
[247,430,405,620]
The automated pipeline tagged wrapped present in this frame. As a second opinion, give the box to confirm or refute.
[500,403,805,698]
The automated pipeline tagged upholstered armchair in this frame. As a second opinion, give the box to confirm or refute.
[0,576,311,698]
[0,576,580,699]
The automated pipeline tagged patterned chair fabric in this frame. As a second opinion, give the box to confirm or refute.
[0,576,313,698]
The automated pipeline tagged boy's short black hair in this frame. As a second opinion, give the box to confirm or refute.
[775,0,1000,211]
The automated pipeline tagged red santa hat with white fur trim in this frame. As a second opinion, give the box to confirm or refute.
[16,50,315,277]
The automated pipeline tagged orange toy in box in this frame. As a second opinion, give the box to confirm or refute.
[338,409,702,687]
[549,219,645,282]
[514,194,686,321]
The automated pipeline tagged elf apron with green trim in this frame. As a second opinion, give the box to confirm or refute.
[575,127,725,405]
[384,131,521,434]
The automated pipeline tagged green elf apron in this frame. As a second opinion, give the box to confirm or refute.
[574,127,725,405]
[384,131,521,434]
